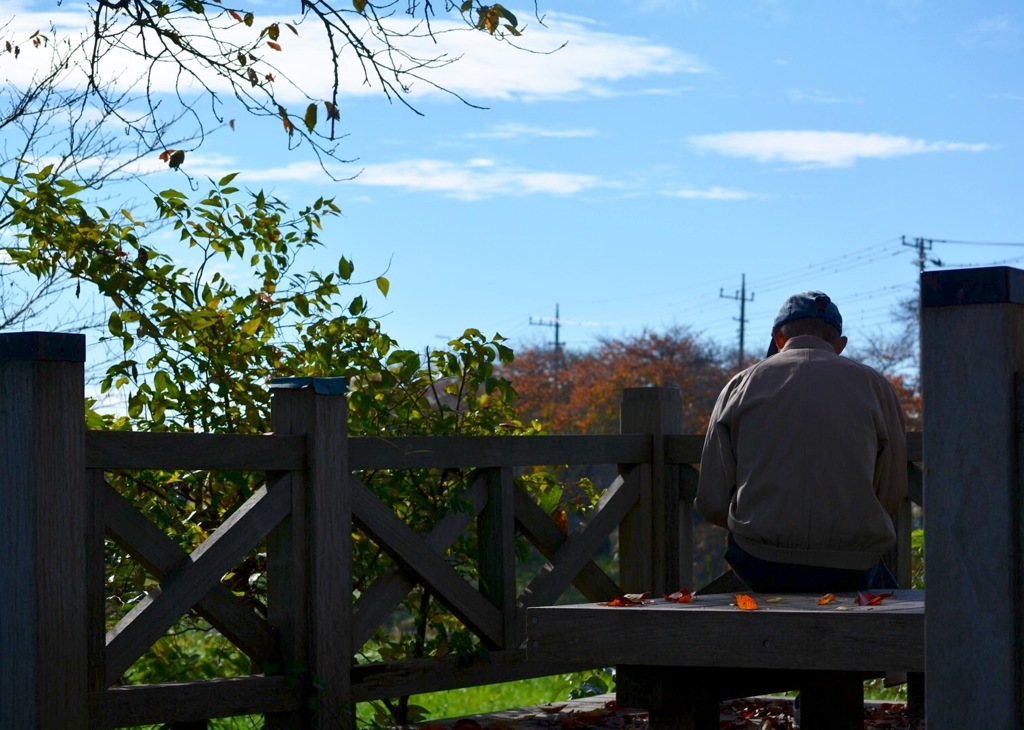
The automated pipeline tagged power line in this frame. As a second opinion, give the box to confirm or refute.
[912,238,1024,247]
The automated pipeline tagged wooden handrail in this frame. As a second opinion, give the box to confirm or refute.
[4,337,927,729]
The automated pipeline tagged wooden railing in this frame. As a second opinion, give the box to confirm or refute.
[0,333,923,729]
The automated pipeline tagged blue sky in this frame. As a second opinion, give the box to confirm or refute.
[10,1,1024,360]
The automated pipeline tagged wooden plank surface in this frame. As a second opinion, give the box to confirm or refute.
[86,431,305,471]
[527,590,924,673]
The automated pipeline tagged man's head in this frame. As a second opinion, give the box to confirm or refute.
[767,291,847,356]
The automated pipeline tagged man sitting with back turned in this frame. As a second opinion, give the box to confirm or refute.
[695,291,907,592]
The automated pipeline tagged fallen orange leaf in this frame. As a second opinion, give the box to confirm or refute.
[817,592,836,605]
[665,589,694,603]
[599,595,643,607]
[855,591,894,606]
[734,594,758,611]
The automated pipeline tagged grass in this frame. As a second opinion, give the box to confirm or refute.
[357,673,597,726]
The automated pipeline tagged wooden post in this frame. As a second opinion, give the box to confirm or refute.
[617,387,691,721]
[619,386,684,595]
[478,467,517,648]
[921,266,1024,728]
[0,332,87,728]
[269,377,352,730]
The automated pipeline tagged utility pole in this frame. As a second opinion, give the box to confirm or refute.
[902,236,940,272]
[720,274,754,368]
[530,303,562,353]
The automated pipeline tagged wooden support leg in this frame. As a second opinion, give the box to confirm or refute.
[647,696,718,730]
[798,674,863,730]
[906,672,925,719]
[618,666,719,730]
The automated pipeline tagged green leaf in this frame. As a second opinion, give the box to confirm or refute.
[303,103,317,133]
[376,276,389,297]
[460,0,473,12]
[494,4,518,27]
[353,0,367,12]
[218,172,239,187]
[243,11,254,26]
[108,312,124,336]
[168,150,186,169]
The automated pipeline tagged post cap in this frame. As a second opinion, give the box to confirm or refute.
[269,376,348,396]
[0,332,86,362]
[922,266,1024,308]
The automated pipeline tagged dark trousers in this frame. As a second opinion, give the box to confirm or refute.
[725,533,898,593]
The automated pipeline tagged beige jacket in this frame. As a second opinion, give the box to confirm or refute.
[696,335,908,570]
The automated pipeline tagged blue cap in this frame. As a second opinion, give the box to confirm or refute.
[773,290,842,334]
[766,291,842,357]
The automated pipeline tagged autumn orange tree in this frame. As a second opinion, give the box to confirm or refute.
[504,328,732,589]
[505,327,729,435]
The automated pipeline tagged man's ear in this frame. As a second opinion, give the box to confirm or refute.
[772,328,787,352]
[834,335,848,355]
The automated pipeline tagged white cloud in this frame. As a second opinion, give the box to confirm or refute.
[958,15,1024,50]
[200,157,608,200]
[2,7,704,105]
[787,89,863,105]
[689,130,990,168]
[663,186,761,201]
[466,123,599,139]
[350,158,606,200]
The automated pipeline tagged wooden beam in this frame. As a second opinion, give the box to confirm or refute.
[350,475,504,647]
[105,483,291,685]
[517,472,637,611]
[350,650,596,702]
[88,676,302,728]
[512,482,621,603]
[477,467,518,649]
[86,431,305,471]
[352,474,490,649]
[348,434,650,470]
[102,481,278,669]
